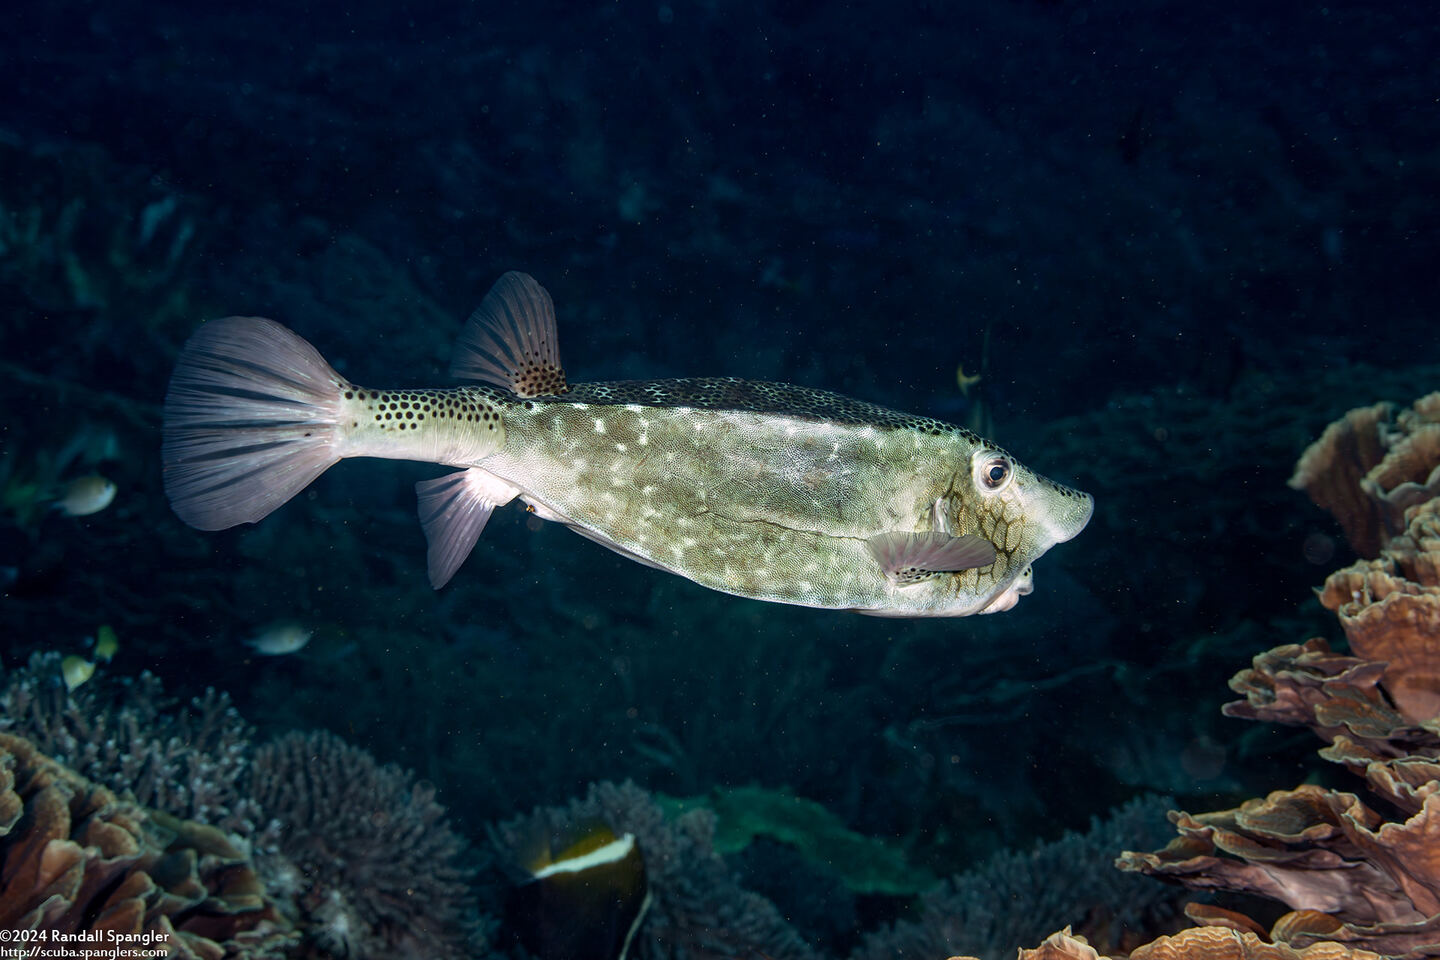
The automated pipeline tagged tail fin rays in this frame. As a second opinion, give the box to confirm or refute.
[162,316,346,531]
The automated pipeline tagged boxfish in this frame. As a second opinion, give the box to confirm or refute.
[162,272,1091,616]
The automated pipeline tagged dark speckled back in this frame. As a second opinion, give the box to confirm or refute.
[562,377,985,440]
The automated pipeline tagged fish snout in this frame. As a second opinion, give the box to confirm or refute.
[1033,478,1094,548]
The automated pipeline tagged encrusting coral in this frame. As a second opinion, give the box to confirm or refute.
[0,730,293,958]
[1119,391,1440,960]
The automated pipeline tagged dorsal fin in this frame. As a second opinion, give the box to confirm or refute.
[452,271,570,397]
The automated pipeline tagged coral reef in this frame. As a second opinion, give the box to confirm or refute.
[1290,393,1440,558]
[849,794,1185,960]
[248,730,481,960]
[0,730,292,957]
[700,784,935,896]
[1119,393,1440,959]
[0,652,267,842]
[490,780,820,960]
[962,926,1384,960]
[0,659,484,960]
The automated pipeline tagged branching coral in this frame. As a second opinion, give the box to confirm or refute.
[0,660,485,959]
[1120,393,1440,959]
[0,652,267,843]
[0,731,293,958]
[490,780,820,960]
[248,730,481,960]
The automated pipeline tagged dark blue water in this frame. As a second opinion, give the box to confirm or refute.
[1,1,1436,957]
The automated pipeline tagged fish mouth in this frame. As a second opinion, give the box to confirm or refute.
[978,565,1033,614]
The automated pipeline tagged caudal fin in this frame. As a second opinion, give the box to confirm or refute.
[162,316,346,531]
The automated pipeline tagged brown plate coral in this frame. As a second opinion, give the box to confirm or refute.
[1120,391,1440,960]
[0,731,292,958]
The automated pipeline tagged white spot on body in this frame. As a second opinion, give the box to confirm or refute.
[594,418,606,433]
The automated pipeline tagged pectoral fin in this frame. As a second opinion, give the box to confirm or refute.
[416,468,520,589]
[867,532,996,584]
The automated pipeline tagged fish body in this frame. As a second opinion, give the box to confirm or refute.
[93,624,119,661]
[507,820,650,960]
[244,622,313,656]
[61,655,95,691]
[163,273,1091,617]
[55,473,116,517]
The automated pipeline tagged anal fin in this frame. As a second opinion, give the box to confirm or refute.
[416,468,520,589]
[867,531,996,585]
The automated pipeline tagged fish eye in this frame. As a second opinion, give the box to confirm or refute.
[975,454,1013,492]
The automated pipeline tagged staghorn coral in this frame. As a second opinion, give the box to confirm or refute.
[248,730,481,960]
[1290,393,1440,558]
[850,794,1185,960]
[0,731,293,958]
[0,651,267,843]
[1121,395,1440,959]
[490,779,820,960]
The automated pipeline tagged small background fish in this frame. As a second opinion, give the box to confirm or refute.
[244,623,313,656]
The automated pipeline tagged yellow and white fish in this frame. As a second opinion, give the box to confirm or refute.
[61,655,95,691]
[162,273,1091,617]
